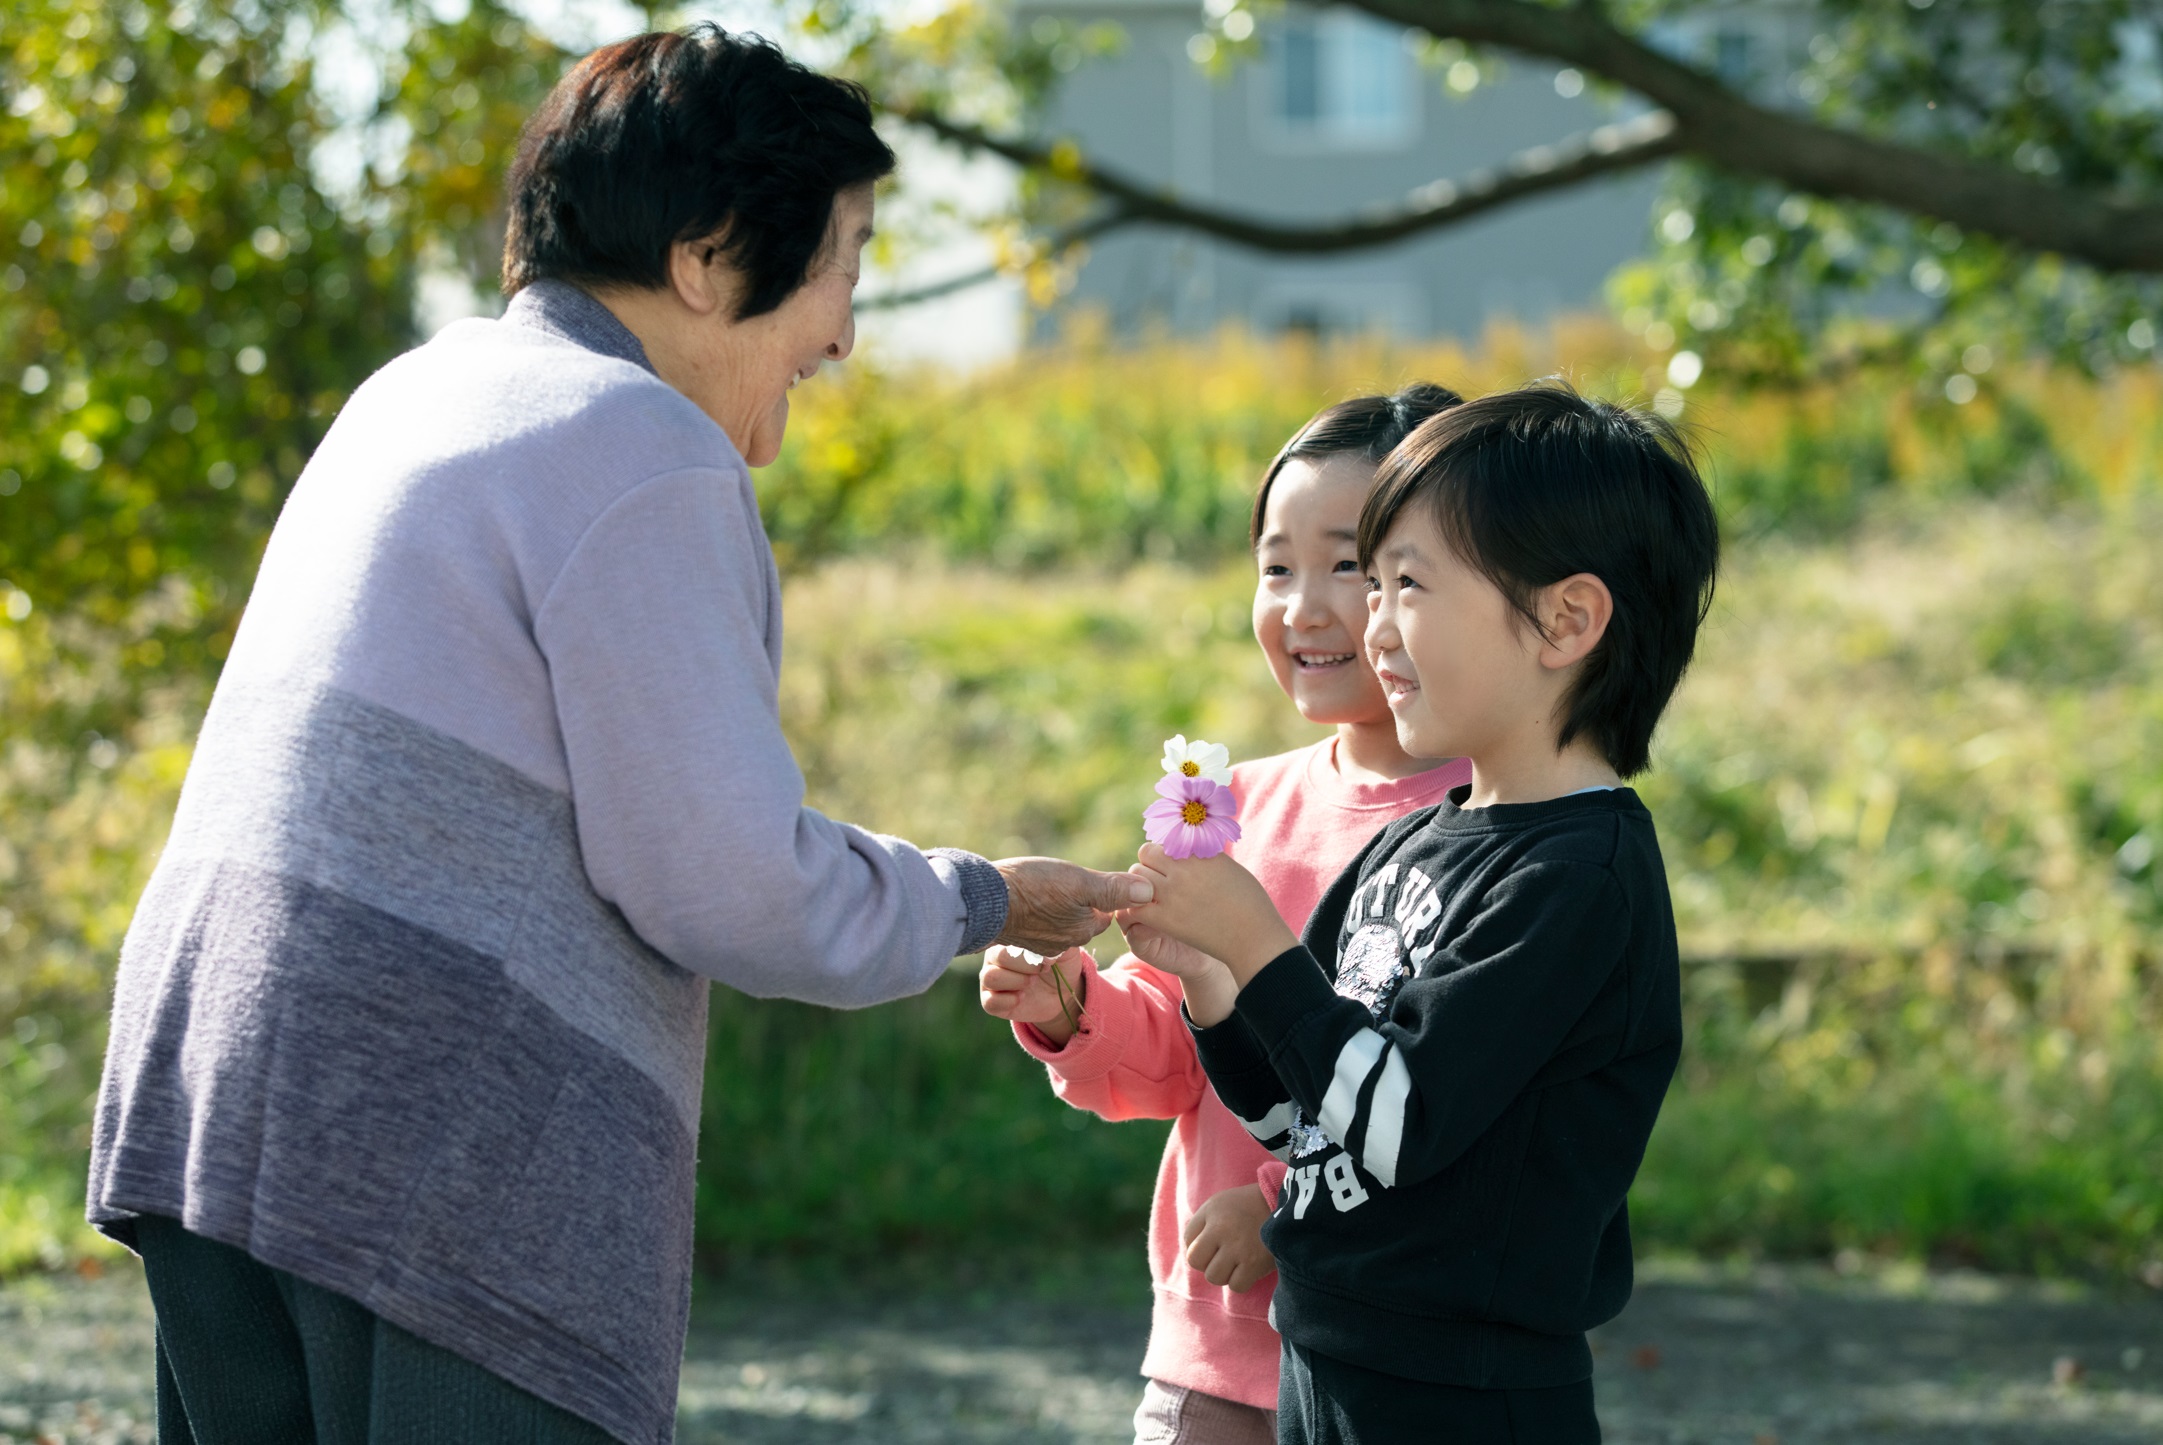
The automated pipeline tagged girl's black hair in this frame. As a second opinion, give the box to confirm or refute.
[1248,382,1466,548]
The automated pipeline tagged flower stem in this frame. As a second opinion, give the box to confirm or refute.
[1047,959,1083,1034]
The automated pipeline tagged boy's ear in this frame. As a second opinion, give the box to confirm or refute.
[1535,573,1613,671]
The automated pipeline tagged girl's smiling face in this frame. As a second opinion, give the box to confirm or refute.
[1252,453,1394,726]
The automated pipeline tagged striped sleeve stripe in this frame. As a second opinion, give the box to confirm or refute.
[1237,1099,1296,1142]
[1361,1044,1413,1187]
[1316,1028,1386,1146]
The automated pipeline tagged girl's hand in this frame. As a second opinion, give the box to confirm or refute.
[1182,1184,1277,1292]
[978,946,1091,1046]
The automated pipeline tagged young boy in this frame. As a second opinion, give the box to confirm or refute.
[1120,383,1720,1444]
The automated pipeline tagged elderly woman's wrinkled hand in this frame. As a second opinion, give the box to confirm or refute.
[993,857,1154,955]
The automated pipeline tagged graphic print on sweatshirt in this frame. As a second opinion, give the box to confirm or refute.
[1247,861,1445,1217]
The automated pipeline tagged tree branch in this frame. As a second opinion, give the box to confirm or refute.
[891,106,1684,255]
[1344,0,2163,272]
[858,208,1137,310]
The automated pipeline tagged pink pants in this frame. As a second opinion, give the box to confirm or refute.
[1135,1378,1279,1445]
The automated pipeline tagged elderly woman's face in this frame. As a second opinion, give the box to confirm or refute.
[630,184,876,468]
[730,183,875,466]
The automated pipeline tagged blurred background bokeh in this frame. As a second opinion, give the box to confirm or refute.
[2,0,2160,1291]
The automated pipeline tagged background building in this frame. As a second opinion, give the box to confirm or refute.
[1018,0,1739,341]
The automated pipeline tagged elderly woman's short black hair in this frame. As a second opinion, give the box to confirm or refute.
[501,25,895,319]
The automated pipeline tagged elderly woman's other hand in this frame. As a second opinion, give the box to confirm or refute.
[993,857,1154,955]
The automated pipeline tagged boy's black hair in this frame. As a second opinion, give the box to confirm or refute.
[1356,382,1719,777]
[501,25,896,319]
[1250,382,1465,547]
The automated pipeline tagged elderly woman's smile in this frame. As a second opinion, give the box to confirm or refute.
[596,181,875,468]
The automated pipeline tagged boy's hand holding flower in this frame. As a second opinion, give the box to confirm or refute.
[1125,843,1297,993]
[1118,733,1287,1016]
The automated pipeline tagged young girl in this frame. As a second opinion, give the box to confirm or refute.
[979,383,1471,1445]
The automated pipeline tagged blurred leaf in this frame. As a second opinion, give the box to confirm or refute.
[1615,0,2163,379]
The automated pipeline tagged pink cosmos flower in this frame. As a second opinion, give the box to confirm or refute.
[1143,774,1242,860]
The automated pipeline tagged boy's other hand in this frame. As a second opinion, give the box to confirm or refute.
[995,857,1154,955]
[1182,1184,1276,1292]
[1124,845,1297,988]
[979,946,1089,1046]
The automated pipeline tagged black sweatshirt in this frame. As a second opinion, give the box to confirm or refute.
[1192,786,1682,1389]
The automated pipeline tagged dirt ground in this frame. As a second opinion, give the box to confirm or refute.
[3,1257,2159,1444]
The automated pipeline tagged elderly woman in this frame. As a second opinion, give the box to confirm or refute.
[87,27,1146,1445]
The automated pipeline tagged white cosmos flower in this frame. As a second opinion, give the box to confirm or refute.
[1160,734,1233,786]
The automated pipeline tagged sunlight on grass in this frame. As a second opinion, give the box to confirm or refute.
[4,324,2160,1278]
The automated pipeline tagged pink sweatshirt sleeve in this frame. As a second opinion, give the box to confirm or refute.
[1012,954,1208,1122]
[1257,1159,1288,1211]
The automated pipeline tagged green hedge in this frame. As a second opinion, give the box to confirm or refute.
[696,971,1170,1267]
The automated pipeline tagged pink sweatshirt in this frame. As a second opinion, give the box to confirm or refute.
[1015,738,1470,1410]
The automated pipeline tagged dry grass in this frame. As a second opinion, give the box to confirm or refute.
[5,320,2161,1275]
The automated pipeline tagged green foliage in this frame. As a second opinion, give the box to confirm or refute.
[0,0,411,706]
[682,500,2163,1278]
[0,0,565,1274]
[0,0,566,608]
[1642,963,2163,1275]
[759,322,2163,568]
[3,0,2161,1283]
[381,0,571,287]
[1614,0,2163,380]
[0,603,205,1271]
[697,976,1169,1264]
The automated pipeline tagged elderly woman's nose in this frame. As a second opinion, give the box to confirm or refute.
[827,307,857,362]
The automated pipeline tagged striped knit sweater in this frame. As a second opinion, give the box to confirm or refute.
[87,281,1006,1445]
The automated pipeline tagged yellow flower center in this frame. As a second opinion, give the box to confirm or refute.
[1180,800,1209,826]
[1180,760,1201,776]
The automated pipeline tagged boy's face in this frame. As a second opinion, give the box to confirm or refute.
[1363,510,1552,763]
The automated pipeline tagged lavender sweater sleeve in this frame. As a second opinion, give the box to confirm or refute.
[538,463,1003,996]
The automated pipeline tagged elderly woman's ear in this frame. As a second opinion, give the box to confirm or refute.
[662,235,736,319]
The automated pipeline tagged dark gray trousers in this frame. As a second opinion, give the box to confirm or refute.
[135,1215,617,1445]
[1279,1339,1601,1445]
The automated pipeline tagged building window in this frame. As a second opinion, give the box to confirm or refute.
[1259,9,1417,151]
[1714,29,1752,86]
